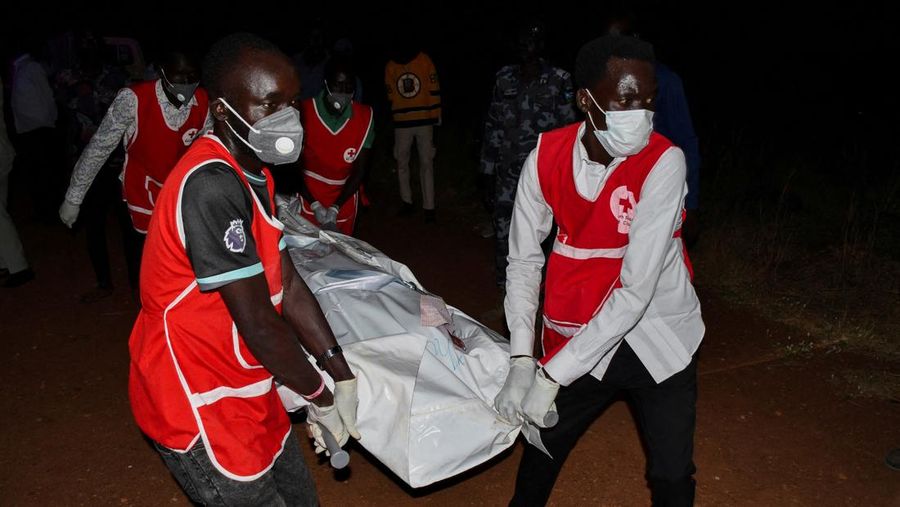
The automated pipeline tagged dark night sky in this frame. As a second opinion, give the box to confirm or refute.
[3,1,899,143]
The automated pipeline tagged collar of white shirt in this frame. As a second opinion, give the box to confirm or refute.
[154,79,199,108]
[572,121,624,202]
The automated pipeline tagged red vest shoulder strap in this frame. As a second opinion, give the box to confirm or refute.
[128,80,157,100]
[536,122,582,206]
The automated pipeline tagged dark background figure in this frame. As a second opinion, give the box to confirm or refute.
[384,27,442,223]
[605,10,702,247]
[57,30,131,302]
[295,56,373,235]
[0,74,33,287]
[295,24,329,101]
[58,47,208,300]
[480,20,576,287]
[332,38,364,103]
[10,36,63,224]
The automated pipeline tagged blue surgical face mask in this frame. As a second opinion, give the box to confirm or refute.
[218,98,304,165]
[585,89,654,158]
[160,68,199,107]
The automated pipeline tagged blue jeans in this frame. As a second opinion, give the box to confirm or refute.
[154,430,318,506]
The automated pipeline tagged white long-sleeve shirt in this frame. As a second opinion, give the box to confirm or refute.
[64,80,212,205]
[505,122,704,386]
[11,54,58,134]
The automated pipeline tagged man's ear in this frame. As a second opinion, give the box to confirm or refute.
[212,99,228,121]
[575,89,591,114]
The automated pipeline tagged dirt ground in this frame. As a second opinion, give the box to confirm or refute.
[1,200,898,506]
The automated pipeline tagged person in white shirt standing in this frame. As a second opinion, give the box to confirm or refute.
[0,75,34,288]
[496,34,704,506]
[11,44,60,223]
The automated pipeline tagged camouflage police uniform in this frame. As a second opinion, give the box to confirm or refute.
[480,61,575,285]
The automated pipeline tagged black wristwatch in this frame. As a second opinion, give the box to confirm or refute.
[316,345,343,369]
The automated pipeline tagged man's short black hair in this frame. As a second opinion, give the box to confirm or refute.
[574,35,655,89]
[158,50,200,72]
[203,32,282,98]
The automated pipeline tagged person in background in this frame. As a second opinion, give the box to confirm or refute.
[0,75,34,288]
[384,37,441,223]
[480,21,575,286]
[57,31,132,302]
[59,49,209,296]
[296,57,373,235]
[606,11,702,247]
[332,38,364,103]
[11,40,61,223]
[295,26,329,101]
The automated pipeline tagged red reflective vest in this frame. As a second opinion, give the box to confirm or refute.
[537,123,693,363]
[297,98,372,234]
[121,81,208,233]
[128,135,290,480]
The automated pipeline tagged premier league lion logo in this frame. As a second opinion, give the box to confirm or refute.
[224,219,246,253]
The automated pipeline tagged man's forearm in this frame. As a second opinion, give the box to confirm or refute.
[333,151,368,208]
[65,91,132,204]
[281,253,354,381]
[65,120,125,204]
[218,275,334,406]
[505,259,543,356]
[245,311,334,406]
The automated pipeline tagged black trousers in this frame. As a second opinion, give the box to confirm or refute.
[84,200,144,289]
[120,210,145,290]
[80,161,133,288]
[510,342,698,507]
[15,127,63,221]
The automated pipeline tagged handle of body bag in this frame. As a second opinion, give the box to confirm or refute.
[319,424,350,469]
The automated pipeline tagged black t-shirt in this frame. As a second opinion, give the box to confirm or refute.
[180,162,276,291]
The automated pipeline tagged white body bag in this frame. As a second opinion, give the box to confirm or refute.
[274,197,520,488]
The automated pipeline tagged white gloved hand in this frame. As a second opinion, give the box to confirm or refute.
[320,205,339,232]
[59,200,80,228]
[325,205,339,224]
[493,356,536,424]
[310,201,329,225]
[334,378,361,440]
[306,402,349,455]
[521,368,560,428]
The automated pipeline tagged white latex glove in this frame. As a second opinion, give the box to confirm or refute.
[306,402,349,455]
[59,200,80,228]
[521,368,560,428]
[310,201,329,225]
[334,378,361,440]
[323,205,339,228]
[493,356,536,424]
[321,206,338,231]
